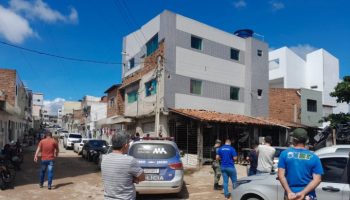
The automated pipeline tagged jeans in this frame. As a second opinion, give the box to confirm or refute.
[221,167,237,198]
[40,160,54,187]
[248,167,257,176]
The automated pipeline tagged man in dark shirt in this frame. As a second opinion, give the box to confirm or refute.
[246,143,258,176]
[211,139,222,190]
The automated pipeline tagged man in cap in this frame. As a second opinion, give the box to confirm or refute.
[211,139,223,190]
[278,128,323,200]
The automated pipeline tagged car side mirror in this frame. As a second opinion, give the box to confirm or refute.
[179,150,185,157]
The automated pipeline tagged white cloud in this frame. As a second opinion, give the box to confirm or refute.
[44,98,66,116]
[234,0,247,8]
[0,5,35,43]
[290,44,318,59]
[270,1,285,11]
[9,0,78,24]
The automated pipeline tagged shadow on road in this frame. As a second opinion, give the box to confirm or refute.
[136,182,189,200]
[13,146,100,188]
[54,182,73,189]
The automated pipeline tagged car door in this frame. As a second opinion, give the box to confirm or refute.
[317,157,349,200]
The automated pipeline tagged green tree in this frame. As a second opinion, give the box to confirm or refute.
[330,76,350,103]
[323,76,350,127]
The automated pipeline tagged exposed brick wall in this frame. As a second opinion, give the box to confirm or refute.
[120,41,165,88]
[107,87,119,118]
[118,41,165,115]
[0,69,16,106]
[116,89,124,115]
[269,88,301,123]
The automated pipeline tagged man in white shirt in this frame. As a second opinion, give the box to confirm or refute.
[257,136,275,173]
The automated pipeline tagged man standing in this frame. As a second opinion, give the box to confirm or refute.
[216,139,238,200]
[34,131,59,190]
[257,136,275,173]
[211,139,222,190]
[101,132,145,200]
[278,128,323,200]
[246,143,258,176]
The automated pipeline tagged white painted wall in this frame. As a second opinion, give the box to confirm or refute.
[175,47,245,87]
[285,48,307,88]
[176,14,246,51]
[175,93,245,114]
[269,47,287,82]
[321,50,339,107]
[125,15,160,59]
[305,50,324,92]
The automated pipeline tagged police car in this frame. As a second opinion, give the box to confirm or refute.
[128,139,184,194]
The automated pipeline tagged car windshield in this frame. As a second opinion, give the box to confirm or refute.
[129,143,176,159]
[89,140,107,147]
[274,148,286,157]
[69,134,82,139]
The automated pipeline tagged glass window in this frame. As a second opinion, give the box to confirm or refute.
[145,79,157,97]
[129,143,176,159]
[307,99,317,112]
[146,34,158,56]
[321,157,348,184]
[191,35,202,50]
[190,79,202,95]
[128,58,135,69]
[127,91,138,103]
[257,49,263,57]
[230,87,240,100]
[109,97,115,107]
[230,48,240,61]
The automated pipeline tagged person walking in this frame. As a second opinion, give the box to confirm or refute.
[211,139,222,190]
[246,143,258,176]
[216,139,238,200]
[278,128,323,200]
[101,132,145,200]
[257,136,275,173]
[34,131,59,190]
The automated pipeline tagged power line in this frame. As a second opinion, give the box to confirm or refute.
[0,40,122,65]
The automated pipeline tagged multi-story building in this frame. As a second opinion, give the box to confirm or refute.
[0,68,32,147]
[32,92,44,130]
[269,88,323,127]
[61,101,81,130]
[269,47,349,126]
[120,10,269,136]
[81,95,107,137]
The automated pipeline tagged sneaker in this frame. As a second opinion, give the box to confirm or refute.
[48,186,52,190]
[225,193,231,200]
[39,184,43,188]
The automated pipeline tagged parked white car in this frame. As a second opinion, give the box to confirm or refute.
[233,151,350,200]
[73,138,91,154]
[315,145,350,156]
[63,133,82,150]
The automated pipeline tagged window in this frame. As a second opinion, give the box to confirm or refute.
[129,143,176,159]
[190,79,202,95]
[191,35,202,50]
[321,157,348,184]
[128,58,135,69]
[146,34,158,56]
[109,97,115,107]
[37,99,41,102]
[310,85,318,89]
[257,49,263,57]
[145,79,157,97]
[230,48,240,61]
[230,87,240,100]
[307,99,317,112]
[127,91,138,103]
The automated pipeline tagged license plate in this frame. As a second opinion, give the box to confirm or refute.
[143,168,159,174]
[145,174,164,181]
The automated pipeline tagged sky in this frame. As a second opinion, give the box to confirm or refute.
[0,0,350,113]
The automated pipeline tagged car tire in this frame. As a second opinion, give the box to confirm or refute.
[244,196,264,200]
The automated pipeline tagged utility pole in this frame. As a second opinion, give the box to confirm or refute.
[155,55,163,137]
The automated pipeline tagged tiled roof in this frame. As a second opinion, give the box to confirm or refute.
[256,117,309,128]
[170,109,290,128]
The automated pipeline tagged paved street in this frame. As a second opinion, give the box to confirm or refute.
[0,143,247,200]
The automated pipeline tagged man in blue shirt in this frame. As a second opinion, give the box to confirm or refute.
[278,128,323,200]
[217,139,238,200]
